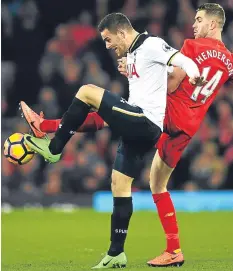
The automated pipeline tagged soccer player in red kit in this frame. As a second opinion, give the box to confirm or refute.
[147,3,233,267]
[20,3,232,268]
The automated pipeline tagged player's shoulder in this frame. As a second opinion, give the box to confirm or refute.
[144,36,171,53]
[182,38,201,48]
[183,38,194,45]
[180,39,196,56]
[144,36,165,46]
[183,38,232,53]
[182,38,215,48]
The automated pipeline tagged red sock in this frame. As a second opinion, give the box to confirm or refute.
[40,119,61,133]
[152,192,180,253]
[40,112,105,133]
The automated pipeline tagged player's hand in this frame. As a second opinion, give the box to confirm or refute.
[117,57,128,77]
[189,76,208,86]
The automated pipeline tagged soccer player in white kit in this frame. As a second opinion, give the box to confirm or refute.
[24,13,203,269]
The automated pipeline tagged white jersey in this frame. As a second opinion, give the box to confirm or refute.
[126,35,178,131]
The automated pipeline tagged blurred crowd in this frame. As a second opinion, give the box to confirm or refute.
[2,0,233,197]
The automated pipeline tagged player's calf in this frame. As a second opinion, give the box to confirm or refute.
[48,85,106,155]
[106,171,133,258]
[150,152,181,255]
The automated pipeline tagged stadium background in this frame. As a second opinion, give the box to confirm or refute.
[1,0,233,206]
[2,1,233,271]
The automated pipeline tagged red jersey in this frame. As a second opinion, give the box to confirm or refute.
[165,38,233,137]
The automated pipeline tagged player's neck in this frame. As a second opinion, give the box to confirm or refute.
[126,30,140,51]
[206,30,222,42]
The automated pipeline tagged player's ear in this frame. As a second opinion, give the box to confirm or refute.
[118,29,126,39]
[210,19,217,30]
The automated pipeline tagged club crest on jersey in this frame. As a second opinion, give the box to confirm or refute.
[127,63,139,78]
[162,43,173,52]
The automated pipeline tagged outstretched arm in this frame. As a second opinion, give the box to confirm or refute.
[118,46,204,87]
[168,52,204,86]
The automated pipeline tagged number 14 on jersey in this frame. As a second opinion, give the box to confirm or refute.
[191,67,223,103]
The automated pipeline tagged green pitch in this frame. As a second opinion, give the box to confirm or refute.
[2,209,233,271]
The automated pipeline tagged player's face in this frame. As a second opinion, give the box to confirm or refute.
[193,10,211,38]
[101,29,128,57]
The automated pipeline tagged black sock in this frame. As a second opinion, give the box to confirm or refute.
[49,97,90,154]
[108,197,133,256]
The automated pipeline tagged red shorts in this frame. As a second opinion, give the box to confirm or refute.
[156,132,191,168]
[155,94,205,168]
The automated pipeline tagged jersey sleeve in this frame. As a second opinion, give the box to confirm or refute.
[145,37,179,66]
[180,39,195,58]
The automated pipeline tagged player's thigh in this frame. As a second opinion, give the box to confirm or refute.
[98,91,161,141]
[156,132,191,168]
[113,138,155,179]
[111,169,133,197]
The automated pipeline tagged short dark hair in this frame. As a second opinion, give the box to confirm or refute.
[197,3,225,29]
[98,13,133,33]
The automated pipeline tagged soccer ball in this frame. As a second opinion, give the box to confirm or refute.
[4,133,35,165]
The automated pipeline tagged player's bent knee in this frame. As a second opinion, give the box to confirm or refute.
[86,84,98,89]
[75,84,96,105]
[111,170,133,197]
[76,84,104,108]
[75,85,89,99]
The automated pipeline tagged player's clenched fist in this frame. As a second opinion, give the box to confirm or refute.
[117,57,128,77]
[189,76,208,86]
